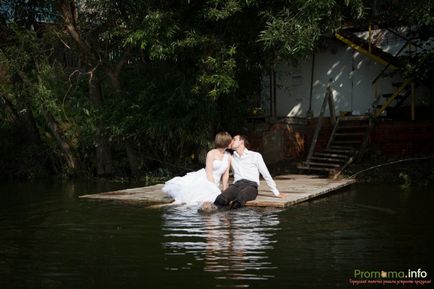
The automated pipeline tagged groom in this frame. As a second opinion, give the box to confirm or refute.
[214,135,283,209]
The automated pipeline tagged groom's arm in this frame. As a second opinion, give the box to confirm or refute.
[256,153,281,197]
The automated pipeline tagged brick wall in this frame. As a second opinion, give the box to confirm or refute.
[371,120,434,155]
[248,118,434,165]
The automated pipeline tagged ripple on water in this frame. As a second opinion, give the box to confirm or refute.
[162,204,282,285]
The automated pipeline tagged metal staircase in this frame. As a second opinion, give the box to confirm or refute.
[374,80,413,118]
[335,28,416,119]
[298,27,423,178]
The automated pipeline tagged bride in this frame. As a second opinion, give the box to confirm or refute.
[162,132,232,205]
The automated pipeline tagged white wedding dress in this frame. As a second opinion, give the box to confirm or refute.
[163,152,230,205]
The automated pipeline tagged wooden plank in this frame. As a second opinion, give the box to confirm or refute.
[297,165,337,173]
[333,140,362,144]
[326,116,340,149]
[323,148,353,154]
[335,132,365,136]
[338,115,369,121]
[79,174,356,208]
[249,176,356,207]
[329,145,354,150]
[306,89,330,162]
[313,152,349,159]
[337,125,369,129]
[310,156,346,163]
[306,161,341,168]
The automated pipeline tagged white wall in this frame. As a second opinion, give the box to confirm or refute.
[262,32,429,118]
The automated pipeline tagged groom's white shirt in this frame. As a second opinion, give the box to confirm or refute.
[232,148,280,197]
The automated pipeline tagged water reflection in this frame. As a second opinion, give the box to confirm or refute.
[162,206,281,287]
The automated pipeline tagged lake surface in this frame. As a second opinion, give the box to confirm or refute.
[0,180,433,288]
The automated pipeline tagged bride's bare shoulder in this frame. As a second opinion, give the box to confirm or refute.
[206,149,217,157]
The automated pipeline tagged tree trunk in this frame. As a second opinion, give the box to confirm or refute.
[126,141,140,177]
[106,46,131,91]
[1,94,20,122]
[95,136,113,176]
[19,109,42,145]
[1,94,42,144]
[89,75,113,176]
[60,0,125,177]
[43,110,79,173]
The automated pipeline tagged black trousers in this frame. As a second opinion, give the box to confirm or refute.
[214,179,258,208]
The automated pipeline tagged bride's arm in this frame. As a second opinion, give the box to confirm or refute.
[222,168,229,191]
[205,150,215,183]
[221,156,231,191]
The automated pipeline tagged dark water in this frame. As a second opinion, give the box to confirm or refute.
[0,181,433,288]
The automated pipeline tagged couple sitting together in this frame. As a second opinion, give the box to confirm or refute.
[162,132,284,210]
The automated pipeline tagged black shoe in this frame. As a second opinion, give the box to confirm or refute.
[229,200,243,210]
[198,201,219,213]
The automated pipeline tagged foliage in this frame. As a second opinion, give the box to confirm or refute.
[0,0,431,179]
[374,0,434,98]
[258,0,365,62]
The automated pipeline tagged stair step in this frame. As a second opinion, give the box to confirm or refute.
[339,115,369,121]
[305,161,342,168]
[376,105,397,109]
[329,145,354,150]
[298,165,337,173]
[335,132,365,137]
[324,149,353,155]
[383,93,405,99]
[337,125,369,130]
[334,140,362,144]
[313,152,350,159]
[310,156,346,163]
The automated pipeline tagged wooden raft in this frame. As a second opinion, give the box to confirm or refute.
[79,174,356,208]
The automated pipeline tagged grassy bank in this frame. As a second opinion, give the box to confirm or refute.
[344,154,434,187]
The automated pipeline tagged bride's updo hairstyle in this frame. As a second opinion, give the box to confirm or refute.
[214,131,232,149]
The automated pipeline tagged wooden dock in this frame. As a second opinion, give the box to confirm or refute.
[79,174,356,208]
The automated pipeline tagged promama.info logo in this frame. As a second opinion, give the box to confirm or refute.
[349,268,431,286]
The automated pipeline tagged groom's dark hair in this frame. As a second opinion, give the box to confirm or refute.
[238,135,249,148]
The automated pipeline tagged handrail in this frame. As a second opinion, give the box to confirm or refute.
[385,28,424,49]
[371,29,423,85]
[306,86,335,163]
[335,32,390,67]
[374,79,412,117]
[371,39,410,85]
[326,117,340,149]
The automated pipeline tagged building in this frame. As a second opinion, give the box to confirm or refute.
[252,27,434,173]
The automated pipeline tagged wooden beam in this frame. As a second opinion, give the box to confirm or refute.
[411,82,415,121]
[335,33,395,68]
[375,79,411,117]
